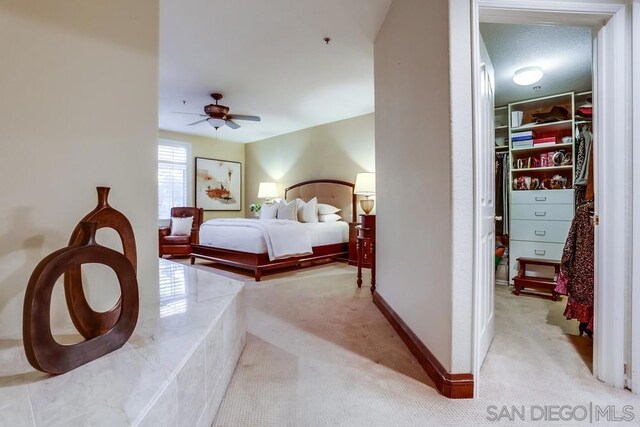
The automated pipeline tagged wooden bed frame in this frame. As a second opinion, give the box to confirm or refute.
[190,179,357,281]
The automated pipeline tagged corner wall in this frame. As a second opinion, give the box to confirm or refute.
[449,0,474,375]
[0,0,159,338]
[244,113,374,211]
[158,130,246,221]
[374,0,454,370]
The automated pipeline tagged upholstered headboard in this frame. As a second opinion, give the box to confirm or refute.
[284,179,356,222]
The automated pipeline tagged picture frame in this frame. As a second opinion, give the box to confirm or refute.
[195,157,242,211]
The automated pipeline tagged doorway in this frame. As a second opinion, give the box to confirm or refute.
[471,0,633,397]
[488,21,595,370]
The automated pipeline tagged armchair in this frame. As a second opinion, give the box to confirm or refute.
[159,207,204,257]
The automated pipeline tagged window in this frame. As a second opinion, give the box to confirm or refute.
[158,140,190,220]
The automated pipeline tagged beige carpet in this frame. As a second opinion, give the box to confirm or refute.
[179,260,636,426]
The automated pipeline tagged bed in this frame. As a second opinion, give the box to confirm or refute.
[190,179,356,281]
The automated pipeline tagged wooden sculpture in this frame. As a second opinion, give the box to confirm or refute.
[23,188,139,375]
[65,187,137,338]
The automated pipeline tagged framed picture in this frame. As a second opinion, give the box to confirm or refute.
[195,157,242,211]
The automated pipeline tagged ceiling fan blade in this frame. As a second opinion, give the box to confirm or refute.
[225,119,241,130]
[172,111,208,116]
[228,114,261,122]
[187,118,209,126]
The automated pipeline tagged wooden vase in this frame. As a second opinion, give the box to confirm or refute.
[64,187,137,338]
[23,222,139,375]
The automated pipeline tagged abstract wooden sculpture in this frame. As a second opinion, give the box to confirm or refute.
[64,187,136,338]
[23,188,139,375]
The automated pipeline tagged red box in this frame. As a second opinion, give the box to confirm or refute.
[533,136,556,145]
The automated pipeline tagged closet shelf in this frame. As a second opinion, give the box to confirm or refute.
[511,142,573,154]
[511,165,573,173]
[510,119,573,132]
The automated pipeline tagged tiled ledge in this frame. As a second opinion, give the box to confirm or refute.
[0,259,246,426]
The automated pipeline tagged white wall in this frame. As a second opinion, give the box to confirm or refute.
[0,1,159,338]
[449,0,474,374]
[374,0,454,370]
[245,113,375,212]
[159,130,246,222]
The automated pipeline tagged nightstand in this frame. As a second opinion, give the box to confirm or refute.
[349,221,374,267]
[355,214,376,293]
[348,222,359,265]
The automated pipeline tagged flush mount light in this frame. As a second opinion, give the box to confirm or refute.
[513,66,544,86]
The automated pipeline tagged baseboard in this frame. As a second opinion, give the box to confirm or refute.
[372,291,474,399]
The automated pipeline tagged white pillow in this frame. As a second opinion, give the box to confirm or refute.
[170,216,193,235]
[317,203,341,215]
[297,197,318,223]
[260,202,279,219]
[277,199,298,221]
[318,213,342,223]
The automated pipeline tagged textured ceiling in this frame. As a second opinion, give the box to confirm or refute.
[159,0,392,143]
[479,23,592,106]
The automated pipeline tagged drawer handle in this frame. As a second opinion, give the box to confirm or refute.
[534,230,547,236]
[534,212,547,217]
[534,249,546,256]
[535,196,547,201]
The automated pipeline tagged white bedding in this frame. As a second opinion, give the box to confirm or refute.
[199,219,348,258]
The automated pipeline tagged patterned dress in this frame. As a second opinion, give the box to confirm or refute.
[555,205,594,330]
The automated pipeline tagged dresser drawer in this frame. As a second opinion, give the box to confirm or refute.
[511,204,574,221]
[509,241,564,282]
[510,220,571,243]
[511,189,574,205]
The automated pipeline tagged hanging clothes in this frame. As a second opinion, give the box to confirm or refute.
[574,124,593,205]
[555,204,594,333]
[495,152,509,235]
[575,125,592,185]
[502,152,509,234]
[585,139,595,201]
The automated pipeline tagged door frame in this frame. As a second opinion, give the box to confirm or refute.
[471,0,634,395]
[631,0,640,396]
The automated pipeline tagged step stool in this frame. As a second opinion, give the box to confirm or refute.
[513,257,561,301]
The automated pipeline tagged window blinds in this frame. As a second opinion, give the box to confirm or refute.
[158,142,188,220]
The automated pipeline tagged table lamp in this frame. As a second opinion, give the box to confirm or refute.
[354,172,375,214]
[258,182,278,205]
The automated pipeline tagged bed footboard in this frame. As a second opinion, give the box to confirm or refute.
[190,243,347,281]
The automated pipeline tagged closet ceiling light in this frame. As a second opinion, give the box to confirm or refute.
[513,66,544,86]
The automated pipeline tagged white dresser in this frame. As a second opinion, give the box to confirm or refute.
[509,189,574,282]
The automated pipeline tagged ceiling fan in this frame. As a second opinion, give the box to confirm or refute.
[175,93,261,130]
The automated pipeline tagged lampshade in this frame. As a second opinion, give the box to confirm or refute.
[257,182,278,199]
[513,66,543,86]
[354,173,375,196]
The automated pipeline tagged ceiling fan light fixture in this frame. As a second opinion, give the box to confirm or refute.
[513,66,544,86]
[208,118,226,129]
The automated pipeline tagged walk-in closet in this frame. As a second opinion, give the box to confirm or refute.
[481,22,596,369]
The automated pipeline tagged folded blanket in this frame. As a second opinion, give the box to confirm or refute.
[200,218,312,261]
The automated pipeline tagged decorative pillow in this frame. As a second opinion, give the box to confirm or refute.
[170,216,194,236]
[260,202,279,219]
[318,213,342,223]
[317,203,341,215]
[297,197,318,223]
[277,199,298,221]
